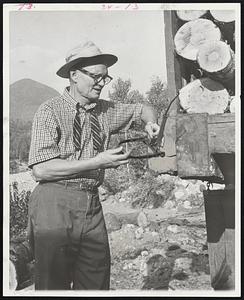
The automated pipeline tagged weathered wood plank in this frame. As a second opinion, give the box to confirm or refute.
[203,189,235,290]
[208,114,235,153]
[208,113,235,123]
[176,113,209,177]
[149,11,182,173]
[176,113,235,180]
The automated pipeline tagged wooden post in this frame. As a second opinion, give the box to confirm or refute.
[149,11,182,173]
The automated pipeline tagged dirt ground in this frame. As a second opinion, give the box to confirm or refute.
[102,194,213,291]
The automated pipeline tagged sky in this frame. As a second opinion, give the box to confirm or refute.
[9,8,167,98]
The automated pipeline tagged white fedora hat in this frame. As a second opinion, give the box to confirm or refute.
[56,41,118,78]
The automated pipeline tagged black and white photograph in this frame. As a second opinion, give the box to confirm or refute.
[3,3,241,297]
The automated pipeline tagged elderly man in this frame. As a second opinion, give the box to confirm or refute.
[27,41,160,290]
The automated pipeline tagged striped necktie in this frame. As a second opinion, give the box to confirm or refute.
[90,110,102,151]
[73,103,81,151]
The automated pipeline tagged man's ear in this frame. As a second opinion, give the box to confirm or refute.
[70,70,79,82]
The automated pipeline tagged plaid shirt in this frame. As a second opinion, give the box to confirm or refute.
[28,87,143,189]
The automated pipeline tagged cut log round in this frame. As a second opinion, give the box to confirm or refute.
[176,10,208,21]
[210,10,235,51]
[210,10,235,23]
[174,19,221,61]
[197,40,235,83]
[179,78,230,114]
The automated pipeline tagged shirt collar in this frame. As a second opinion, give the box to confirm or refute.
[62,87,97,111]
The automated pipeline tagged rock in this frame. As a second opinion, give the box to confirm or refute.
[142,255,173,289]
[166,231,189,246]
[122,262,134,270]
[104,213,121,233]
[98,186,108,202]
[183,200,191,209]
[143,231,160,244]
[106,195,116,203]
[135,227,144,239]
[119,197,126,202]
[176,204,192,213]
[155,190,166,196]
[174,190,187,201]
[150,248,167,258]
[137,211,149,228]
[167,225,180,234]
[125,224,136,229]
[164,200,175,209]
[141,250,149,257]
[173,257,192,272]
[99,186,107,195]
[140,260,148,276]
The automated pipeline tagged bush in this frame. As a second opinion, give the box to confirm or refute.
[103,165,137,194]
[10,182,31,239]
[128,171,176,209]
[10,160,20,174]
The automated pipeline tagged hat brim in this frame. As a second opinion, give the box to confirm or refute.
[56,54,118,78]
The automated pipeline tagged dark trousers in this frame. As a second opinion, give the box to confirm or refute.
[27,182,110,290]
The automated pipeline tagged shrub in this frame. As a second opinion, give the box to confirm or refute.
[103,165,137,194]
[128,171,176,209]
[10,160,20,174]
[10,182,31,239]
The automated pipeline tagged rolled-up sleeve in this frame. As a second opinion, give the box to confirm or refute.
[104,101,143,134]
[28,105,61,168]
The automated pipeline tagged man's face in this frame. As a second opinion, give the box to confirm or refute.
[73,64,108,101]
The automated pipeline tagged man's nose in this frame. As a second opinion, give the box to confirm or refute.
[98,79,105,87]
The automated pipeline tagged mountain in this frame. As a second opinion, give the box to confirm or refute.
[10,79,60,122]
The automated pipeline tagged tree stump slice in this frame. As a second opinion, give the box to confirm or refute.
[174,19,221,61]
[210,10,235,23]
[179,78,230,114]
[176,10,208,22]
[210,10,235,51]
[197,41,235,85]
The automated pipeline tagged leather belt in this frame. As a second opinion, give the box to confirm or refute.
[50,181,98,193]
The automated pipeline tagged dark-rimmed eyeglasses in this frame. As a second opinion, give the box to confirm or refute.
[77,68,113,85]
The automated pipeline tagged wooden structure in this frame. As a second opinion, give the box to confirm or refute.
[149,10,236,290]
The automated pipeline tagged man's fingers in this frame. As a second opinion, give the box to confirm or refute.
[107,146,124,154]
[153,126,160,135]
[160,136,165,148]
[117,149,133,160]
[145,123,160,138]
[116,159,129,166]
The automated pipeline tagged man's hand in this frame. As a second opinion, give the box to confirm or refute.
[145,122,160,140]
[93,147,131,169]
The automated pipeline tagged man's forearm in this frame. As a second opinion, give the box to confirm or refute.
[141,104,158,124]
[32,157,100,182]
